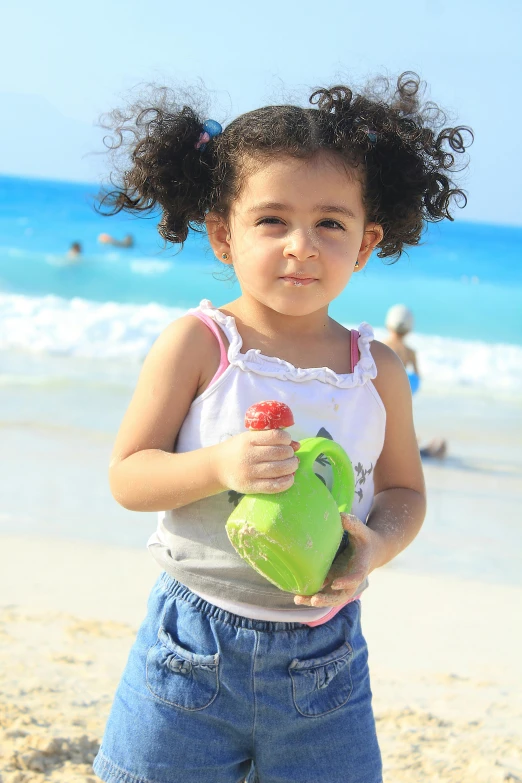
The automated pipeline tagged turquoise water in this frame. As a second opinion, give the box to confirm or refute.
[1,174,521,344]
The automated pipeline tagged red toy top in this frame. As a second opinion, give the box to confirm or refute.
[244,401,294,430]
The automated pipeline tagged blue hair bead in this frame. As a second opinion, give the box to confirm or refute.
[195,119,223,151]
[367,131,378,144]
[203,119,222,138]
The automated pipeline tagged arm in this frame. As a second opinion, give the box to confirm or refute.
[295,341,426,607]
[364,341,425,565]
[408,346,420,377]
[109,316,298,512]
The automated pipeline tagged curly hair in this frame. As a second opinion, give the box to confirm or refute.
[98,73,473,261]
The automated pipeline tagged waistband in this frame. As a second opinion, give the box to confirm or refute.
[157,572,357,633]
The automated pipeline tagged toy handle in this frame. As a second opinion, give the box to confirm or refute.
[297,437,355,514]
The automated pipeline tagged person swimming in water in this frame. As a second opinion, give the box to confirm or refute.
[66,241,82,261]
[384,304,447,459]
[98,232,134,248]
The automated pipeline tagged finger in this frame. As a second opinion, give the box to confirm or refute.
[251,474,295,494]
[312,588,356,606]
[294,595,313,606]
[340,513,364,533]
[310,594,352,607]
[294,587,354,607]
[253,456,299,479]
[330,574,366,591]
[295,591,352,608]
[256,444,298,462]
[340,514,368,543]
[250,429,294,446]
[329,557,369,589]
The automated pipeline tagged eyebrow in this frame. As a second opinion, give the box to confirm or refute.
[248,201,358,219]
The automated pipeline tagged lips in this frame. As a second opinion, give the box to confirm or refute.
[280,275,317,286]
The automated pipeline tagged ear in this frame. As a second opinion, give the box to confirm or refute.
[355,223,384,271]
[206,213,233,265]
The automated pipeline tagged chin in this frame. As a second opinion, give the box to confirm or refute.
[267,298,328,318]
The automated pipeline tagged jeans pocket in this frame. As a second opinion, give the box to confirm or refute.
[289,641,353,717]
[146,625,220,711]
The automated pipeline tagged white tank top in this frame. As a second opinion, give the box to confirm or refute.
[148,300,386,623]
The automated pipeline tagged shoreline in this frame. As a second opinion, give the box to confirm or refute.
[2,386,521,587]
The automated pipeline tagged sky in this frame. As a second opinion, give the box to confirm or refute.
[1,0,521,225]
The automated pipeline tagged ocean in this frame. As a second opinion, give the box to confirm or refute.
[1,174,521,588]
[1,174,521,402]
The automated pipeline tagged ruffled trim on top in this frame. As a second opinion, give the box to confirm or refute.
[191,299,377,389]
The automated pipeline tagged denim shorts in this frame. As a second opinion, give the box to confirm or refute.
[93,573,382,783]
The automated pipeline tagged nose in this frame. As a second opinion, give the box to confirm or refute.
[283,228,319,261]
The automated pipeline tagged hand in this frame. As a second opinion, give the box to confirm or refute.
[294,513,384,608]
[216,429,300,495]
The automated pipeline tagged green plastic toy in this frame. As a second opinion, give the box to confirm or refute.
[226,401,355,595]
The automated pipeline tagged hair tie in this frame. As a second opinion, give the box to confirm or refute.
[195,119,223,151]
[367,130,378,144]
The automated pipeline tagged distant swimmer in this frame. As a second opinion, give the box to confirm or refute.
[98,232,134,248]
[67,241,82,261]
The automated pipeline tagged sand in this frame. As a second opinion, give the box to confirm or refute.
[0,537,521,783]
[1,389,521,781]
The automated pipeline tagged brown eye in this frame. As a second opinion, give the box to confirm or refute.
[318,219,345,230]
[257,217,283,225]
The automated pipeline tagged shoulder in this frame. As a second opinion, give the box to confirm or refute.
[149,314,218,356]
[369,339,411,407]
[369,338,403,370]
[142,314,222,387]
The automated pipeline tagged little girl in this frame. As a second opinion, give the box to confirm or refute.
[93,73,471,783]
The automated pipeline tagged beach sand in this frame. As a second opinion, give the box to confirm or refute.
[0,540,521,783]
[1,390,521,782]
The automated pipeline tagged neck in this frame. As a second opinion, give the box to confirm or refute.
[227,295,333,340]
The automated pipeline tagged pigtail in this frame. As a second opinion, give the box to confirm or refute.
[97,88,217,245]
[320,72,474,260]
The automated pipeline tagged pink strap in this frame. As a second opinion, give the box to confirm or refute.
[304,595,361,627]
[191,312,230,386]
[350,329,360,373]
[192,316,358,385]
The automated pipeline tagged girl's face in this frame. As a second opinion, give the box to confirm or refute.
[208,152,383,319]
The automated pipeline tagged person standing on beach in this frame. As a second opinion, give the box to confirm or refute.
[383,304,419,389]
[93,73,471,783]
[384,304,447,459]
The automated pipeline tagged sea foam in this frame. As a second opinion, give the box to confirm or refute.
[1,292,521,397]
